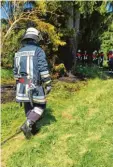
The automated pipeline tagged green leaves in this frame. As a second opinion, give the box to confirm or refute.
[1,1,112,68]
[2,1,67,68]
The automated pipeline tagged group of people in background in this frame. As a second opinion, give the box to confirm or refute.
[76,49,113,71]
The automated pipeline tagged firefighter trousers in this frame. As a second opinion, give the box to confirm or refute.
[24,102,46,123]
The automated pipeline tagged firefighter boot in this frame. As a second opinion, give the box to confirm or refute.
[31,122,37,135]
[20,120,33,139]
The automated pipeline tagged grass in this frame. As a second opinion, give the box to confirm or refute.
[1,68,15,85]
[75,63,109,79]
[1,77,113,167]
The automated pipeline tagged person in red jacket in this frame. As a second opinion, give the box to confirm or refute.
[107,50,113,71]
[76,50,81,63]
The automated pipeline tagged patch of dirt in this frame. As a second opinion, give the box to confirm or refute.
[62,112,73,120]
[1,86,16,104]
[1,73,88,103]
[58,73,87,83]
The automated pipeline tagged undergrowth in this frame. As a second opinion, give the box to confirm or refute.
[75,64,108,79]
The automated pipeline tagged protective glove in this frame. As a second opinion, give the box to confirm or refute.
[45,86,51,95]
[14,75,19,80]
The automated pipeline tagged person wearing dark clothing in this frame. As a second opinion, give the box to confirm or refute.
[83,50,88,65]
[13,27,51,139]
[92,50,98,65]
[99,51,104,67]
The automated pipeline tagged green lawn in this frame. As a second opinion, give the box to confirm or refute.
[1,78,113,167]
[1,68,15,85]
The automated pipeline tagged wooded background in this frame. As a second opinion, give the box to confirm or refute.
[1,1,113,71]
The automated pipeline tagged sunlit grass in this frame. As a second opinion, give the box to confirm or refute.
[1,78,113,167]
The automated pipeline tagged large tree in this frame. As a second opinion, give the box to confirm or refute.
[1,1,65,67]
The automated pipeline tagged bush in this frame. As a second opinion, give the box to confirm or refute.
[75,65,107,79]
[52,63,67,78]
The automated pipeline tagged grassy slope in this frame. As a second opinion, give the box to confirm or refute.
[1,78,113,167]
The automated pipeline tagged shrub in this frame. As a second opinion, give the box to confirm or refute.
[52,63,67,78]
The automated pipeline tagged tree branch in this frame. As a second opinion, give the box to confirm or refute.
[1,5,12,25]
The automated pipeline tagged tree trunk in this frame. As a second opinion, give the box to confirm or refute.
[67,3,75,73]
[67,3,80,73]
[73,10,80,72]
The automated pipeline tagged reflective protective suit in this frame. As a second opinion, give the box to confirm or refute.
[13,43,51,105]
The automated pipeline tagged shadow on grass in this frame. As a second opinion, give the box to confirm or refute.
[1,107,56,145]
[35,107,56,133]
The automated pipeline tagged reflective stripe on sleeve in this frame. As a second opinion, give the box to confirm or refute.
[41,74,50,78]
[40,71,49,75]
[45,80,51,85]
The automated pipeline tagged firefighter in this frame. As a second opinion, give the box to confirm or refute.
[99,51,104,67]
[92,50,98,65]
[76,50,81,63]
[81,50,84,64]
[13,27,51,139]
[107,50,113,71]
[83,50,88,65]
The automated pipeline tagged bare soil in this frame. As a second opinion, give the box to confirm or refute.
[1,86,16,104]
[1,73,87,104]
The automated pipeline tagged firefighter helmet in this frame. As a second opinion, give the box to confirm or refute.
[22,27,43,42]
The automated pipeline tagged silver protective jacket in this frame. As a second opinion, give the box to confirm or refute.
[13,44,51,104]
